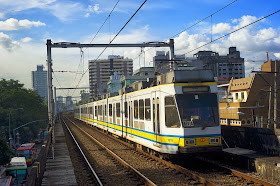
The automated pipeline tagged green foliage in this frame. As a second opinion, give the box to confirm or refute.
[0,137,15,165]
[0,79,48,143]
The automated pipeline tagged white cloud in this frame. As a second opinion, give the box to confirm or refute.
[274,53,280,58]
[0,32,20,51]
[85,13,90,18]
[0,18,45,31]
[46,2,84,21]
[0,1,84,22]
[21,37,32,43]
[212,23,232,34]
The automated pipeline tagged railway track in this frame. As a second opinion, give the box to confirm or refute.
[62,116,103,185]
[63,116,156,185]
[188,155,279,186]
[64,115,215,185]
[66,113,279,186]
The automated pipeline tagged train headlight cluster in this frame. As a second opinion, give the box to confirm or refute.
[185,139,196,146]
[209,137,220,144]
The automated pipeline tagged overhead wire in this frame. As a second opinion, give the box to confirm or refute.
[68,0,121,97]
[84,0,121,52]
[133,0,238,66]
[53,72,67,97]
[70,0,148,97]
[177,9,280,57]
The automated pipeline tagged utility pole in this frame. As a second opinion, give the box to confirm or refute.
[47,39,54,128]
[268,86,272,128]
[274,60,278,128]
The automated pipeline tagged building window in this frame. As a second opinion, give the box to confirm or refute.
[241,92,244,100]
[235,93,238,100]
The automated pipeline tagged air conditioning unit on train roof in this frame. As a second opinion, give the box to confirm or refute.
[156,69,214,85]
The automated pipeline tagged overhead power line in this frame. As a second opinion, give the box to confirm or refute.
[171,0,238,38]
[53,72,67,97]
[85,0,121,51]
[135,0,238,63]
[179,9,280,57]
[69,0,121,97]
[71,0,148,97]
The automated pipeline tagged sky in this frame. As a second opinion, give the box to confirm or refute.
[0,0,280,99]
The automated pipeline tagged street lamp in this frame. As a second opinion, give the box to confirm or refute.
[8,108,23,148]
[12,119,47,146]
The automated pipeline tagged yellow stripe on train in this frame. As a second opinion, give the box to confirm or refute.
[77,115,221,147]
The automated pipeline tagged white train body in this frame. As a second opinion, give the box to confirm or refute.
[74,70,222,154]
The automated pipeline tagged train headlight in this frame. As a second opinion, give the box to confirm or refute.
[185,139,196,146]
[209,137,220,144]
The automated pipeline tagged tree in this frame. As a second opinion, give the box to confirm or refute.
[0,137,14,165]
[0,79,48,143]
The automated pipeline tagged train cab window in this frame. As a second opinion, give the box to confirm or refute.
[145,99,151,121]
[124,101,128,118]
[165,96,181,128]
[116,103,120,117]
[109,104,112,116]
[139,99,144,120]
[134,100,138,119]
[176,94,219,128]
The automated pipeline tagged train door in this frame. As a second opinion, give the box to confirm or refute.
[152,92,160,145]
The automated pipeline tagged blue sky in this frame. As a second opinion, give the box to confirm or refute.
[0,0,280,98]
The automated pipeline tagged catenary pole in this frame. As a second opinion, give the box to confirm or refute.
[47,39,54,128]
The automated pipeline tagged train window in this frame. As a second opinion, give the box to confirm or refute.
[139,99,144,120]
[113,104,116,123]
[124,101,128,118]
[165,96,181,128]
[134,100,138,119]
[116,103,120,117]
[176,94,219,128]
[157,97,160,133]
[145,99,151,120]
[95,106,97,117]
[89,107,93,114]
[98,105,102,115]
[104,104,107,115]
[109,104,112,116]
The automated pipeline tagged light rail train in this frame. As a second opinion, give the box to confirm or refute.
[74,70,222,155]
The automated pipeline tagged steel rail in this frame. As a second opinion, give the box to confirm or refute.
[68,116,216,186]
[62,118,103,186]
[196,157,278,186]
[65,117,156,186]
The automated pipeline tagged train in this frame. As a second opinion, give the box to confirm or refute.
[74,69,222,156]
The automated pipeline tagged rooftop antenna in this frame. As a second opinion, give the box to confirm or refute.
[267,52,269,61]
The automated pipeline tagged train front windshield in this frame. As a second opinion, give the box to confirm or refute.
[176,94,219,128]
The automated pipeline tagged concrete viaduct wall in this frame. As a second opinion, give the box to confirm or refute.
[221,126,280,156]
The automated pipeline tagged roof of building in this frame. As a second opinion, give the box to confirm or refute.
[228,75,254,92]
[17,143,35,151]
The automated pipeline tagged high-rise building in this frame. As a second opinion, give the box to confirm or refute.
[193,47,245,79]
[88,55,133,100]
[32,65,48,102]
